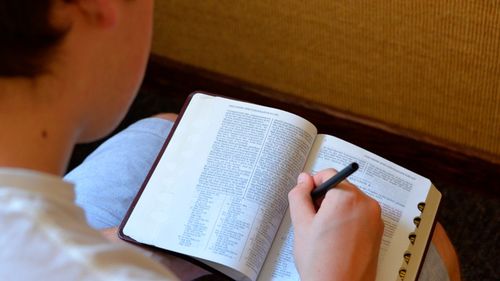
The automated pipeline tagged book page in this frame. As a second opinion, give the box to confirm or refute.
[257,209,298,281]
[123,93,317,281]
[258,134,432,281]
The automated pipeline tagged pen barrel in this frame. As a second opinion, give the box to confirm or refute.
[310,162,359,199]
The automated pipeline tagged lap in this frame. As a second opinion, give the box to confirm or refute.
[65,117,455,280]
[65,117,174,229]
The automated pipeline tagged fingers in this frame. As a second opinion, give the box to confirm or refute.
[288,173,316,227]
[311,168,338,187]
[290,169,384,281]
[308,168,372,216]
[289,169,351,225]
[289,168,368,224]
[316,171,382,228]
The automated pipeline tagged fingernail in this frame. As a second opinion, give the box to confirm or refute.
[297,173,308,184]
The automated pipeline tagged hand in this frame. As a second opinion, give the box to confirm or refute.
[288,169,384,281]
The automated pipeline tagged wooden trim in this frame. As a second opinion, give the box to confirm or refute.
[143,54,500,198]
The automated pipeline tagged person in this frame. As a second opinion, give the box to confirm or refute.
[0,1,460,280]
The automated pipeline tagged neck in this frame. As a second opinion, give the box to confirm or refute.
[0,77,78,176]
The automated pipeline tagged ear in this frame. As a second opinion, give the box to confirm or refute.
[74,0,119,28]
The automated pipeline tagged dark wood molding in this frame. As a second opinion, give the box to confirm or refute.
[142,55,500,198]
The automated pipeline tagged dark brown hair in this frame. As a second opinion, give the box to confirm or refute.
[0,0,68,77]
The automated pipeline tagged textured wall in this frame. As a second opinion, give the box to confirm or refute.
[152,1,500,159]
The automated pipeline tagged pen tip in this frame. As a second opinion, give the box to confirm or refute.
[351,162,359,170]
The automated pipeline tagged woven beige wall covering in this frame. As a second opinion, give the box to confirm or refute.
[152,1,500,159]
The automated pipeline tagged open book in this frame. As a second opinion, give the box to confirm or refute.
[119,92,441,281]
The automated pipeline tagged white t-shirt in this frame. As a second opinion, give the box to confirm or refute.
[0,168,179,281]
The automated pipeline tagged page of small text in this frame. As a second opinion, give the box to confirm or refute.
[123,94,317,281]
[258,134,431,281]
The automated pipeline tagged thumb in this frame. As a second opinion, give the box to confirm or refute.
[288,173,316,228]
